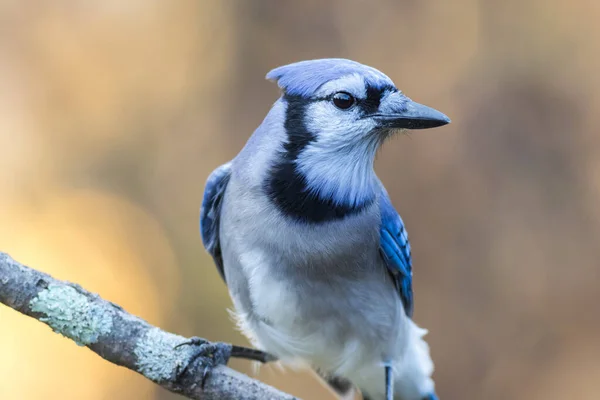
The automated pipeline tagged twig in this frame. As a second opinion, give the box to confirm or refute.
[0,252,297,400]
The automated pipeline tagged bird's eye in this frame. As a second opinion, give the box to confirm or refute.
[332,92,355,110]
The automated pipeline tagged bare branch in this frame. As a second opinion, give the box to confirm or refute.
[0,252,297,400]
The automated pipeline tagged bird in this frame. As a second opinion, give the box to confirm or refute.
[199,58,449,400]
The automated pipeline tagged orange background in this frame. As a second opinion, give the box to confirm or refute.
[1,1,599,399]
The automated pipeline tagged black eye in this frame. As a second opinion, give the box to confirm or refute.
[332,92,355,110]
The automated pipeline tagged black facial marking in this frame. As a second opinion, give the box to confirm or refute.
[359,84,396,115]
[265,94,374,223]
[281,95,314,156]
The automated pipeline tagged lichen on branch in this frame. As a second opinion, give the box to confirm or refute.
[0,252,296,400]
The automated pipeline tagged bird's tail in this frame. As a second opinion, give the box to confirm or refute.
[392,318,436,400]
[355,319,437,400]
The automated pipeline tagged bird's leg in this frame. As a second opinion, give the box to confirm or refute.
[231,344,278,363]
[385,364,394,400]
[174,337,276,387]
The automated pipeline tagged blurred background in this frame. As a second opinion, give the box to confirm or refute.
[1,1,599,399]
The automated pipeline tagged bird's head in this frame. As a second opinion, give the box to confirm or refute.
[261,59,450,219]
[267,58,449,149]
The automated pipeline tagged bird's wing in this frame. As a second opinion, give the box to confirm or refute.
[200,162,232,282]
[379,189,414,317]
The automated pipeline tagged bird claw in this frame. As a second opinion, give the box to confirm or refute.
[174,337,230,388]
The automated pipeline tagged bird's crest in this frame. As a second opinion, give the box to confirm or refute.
[266,58,394,98]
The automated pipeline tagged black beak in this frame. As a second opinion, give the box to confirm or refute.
[374,100,450,130]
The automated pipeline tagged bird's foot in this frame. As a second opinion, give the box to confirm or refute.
[174,337,230,387]
[174,337,277,387]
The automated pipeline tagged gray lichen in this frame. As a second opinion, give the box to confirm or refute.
[134,328,193,382]
[30,284,113,346]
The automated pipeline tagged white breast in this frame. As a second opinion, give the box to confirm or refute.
[220,178,407,376]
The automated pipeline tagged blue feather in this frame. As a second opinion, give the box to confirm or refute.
[266,58,394,98]
[379,189,414,317]
[200,162,232,281]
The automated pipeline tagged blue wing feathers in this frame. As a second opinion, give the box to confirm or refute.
[379,192,414,317]
[200,162,232,282]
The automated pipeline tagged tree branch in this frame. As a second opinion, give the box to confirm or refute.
[0,252,297,400]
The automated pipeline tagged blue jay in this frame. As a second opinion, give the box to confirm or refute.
[200,59,449,400]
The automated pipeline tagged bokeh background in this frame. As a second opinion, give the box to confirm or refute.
[1,1,599,399]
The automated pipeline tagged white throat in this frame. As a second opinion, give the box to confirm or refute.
[296,136,380,207]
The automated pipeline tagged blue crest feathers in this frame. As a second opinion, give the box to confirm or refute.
[266,58,394,98]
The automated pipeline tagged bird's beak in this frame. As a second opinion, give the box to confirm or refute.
[373,93,450,130]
